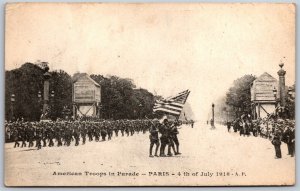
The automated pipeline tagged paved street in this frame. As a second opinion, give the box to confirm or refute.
[5,122,295,186]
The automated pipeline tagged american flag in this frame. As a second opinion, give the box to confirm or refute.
[153,90,190,117]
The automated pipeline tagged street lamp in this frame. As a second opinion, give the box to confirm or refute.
[38,91,42,101]
[139,103,143,119]
[10,94,15,121]
[273,86,277,98]
[211,103,215,129]
[288,87,293,98]
[50,90,55,98]
[273,87,278,117]
[98,103,102,119]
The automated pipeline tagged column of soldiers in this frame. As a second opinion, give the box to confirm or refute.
[227,115,295,159]
[5,119,151,150]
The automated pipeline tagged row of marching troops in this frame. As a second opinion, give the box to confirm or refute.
[5,119,151,150]
[227,115,295,159]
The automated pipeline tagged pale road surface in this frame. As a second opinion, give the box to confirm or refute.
[5,122,295,186]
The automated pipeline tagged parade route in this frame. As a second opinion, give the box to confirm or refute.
[5,122,295,186]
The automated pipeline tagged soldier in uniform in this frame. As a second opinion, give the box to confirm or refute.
[81,124,87,145]
[74,126,80,146]
[28,125,35,148]
[167,121,177,157]
[271,128,282,159]
[170,121,181,155]
[120,121,125,136]
[114,121,119,137]
[149,120,160,157]
[282,126,292,155]
[226,121,231,132]
[56,124,63,147]
[107,122,113,140]
[20,125,27,148]
[12,127,20,148]
[159,119,169,157]
[100,127,108,141]
[36,126,43,150]
[88,125,94,141]
[48,125,54,147]
[290,124,295,157]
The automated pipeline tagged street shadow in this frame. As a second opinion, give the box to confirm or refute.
[19,148,37,152]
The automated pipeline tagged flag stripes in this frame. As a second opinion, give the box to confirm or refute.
[153,90,190,117]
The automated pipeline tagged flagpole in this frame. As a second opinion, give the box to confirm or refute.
[176,90,190,121]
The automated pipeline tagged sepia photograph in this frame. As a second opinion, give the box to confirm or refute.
[4,3,295,186]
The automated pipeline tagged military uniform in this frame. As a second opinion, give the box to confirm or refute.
[149,122,160,157]
[271,130,282,159]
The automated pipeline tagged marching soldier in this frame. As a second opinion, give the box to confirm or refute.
[81,125,87,145]
[74,126,80,146]
[36,126,43,150]
[101,127,107,141]
[159,119,169,157]
[170,121,181,155]
[20,125,27,148]
[149,120,160,157]
[28,125,35,148]
[167,121,176,157]
[12,127,20,148]
[48,125,54,147]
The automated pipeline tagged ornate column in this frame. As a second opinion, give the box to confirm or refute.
[42,65,51,119]
[277,63,286,107]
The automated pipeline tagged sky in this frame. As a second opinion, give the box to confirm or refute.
[5,3,295,121]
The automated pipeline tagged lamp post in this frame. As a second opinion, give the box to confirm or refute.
[211,103,215,129]
[38,90,42,115]
[10,94,15,121]
[139,103,143,119]
[288,87,293,99]
[98,103,102,119]
[273,86,278,117]
[38,91,42,102]
[223,107,228,123]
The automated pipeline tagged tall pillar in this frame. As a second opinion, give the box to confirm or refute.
[42,66,51,119]
[277,63,286,107]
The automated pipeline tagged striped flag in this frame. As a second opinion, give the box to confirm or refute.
[153,90,190,117]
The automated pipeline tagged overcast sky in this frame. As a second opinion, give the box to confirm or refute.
[5,3,295,121]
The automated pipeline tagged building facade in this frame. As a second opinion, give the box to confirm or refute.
[72,73,101,118]
[250,72,278,119]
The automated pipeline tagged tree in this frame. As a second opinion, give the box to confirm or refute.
[90,75,156,119]
[5,63,160,121]
[48,70,73,120]
[225,75,256,118]
[5,63,44,121]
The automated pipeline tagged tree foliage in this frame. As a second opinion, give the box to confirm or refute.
[5,63,159,121]
[225,75,256,117]
[90,74,157,119]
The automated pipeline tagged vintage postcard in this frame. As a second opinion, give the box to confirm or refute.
[4,3,295,186]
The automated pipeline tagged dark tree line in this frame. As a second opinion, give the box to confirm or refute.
[5,63,159,121]
[90,74,158,120]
